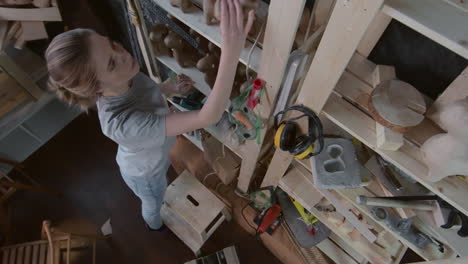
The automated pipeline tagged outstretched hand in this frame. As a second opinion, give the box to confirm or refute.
[220,0,255,59]
[173,74,194,95]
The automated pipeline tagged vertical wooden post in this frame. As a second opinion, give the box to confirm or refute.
[356,11,392,57]
[297,0,384,113]
[260,0,385,189]
[236,0,306,194]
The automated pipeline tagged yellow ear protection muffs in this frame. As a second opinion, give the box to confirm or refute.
[274,105,324,159]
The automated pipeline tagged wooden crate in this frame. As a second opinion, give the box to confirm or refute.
[161,171,231,255]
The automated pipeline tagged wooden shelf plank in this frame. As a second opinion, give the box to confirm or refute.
[316,238,360,264]
[338,187,457,261]
[155,0,262,71]
[157,56,212,97]
[321,93,468,218]
[279,166,395,264]
[383,0,468,59]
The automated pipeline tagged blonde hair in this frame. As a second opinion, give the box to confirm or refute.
[45,29,100,111]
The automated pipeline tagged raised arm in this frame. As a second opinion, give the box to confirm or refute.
[165,0,254,137]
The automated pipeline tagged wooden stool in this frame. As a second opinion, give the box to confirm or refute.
[161,171,231,255]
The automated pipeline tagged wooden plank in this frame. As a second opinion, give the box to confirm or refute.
[321,93,468,217]
[329,233,367,264]
[443,0,468,12]
[156,0,262,71]
[31,245,39,264]
[338,187,456,261]
[0,52,44,100]
[260,149,293,188]
[0,21,8,50]
[37,244,46,264]
[383,0,468,60]
[157,56,212,97]
[0,7,61,21]
[2,249,9,264]
[407,257,468,264]
[0,70,33,118]
[356,12,392,57]
[393,245,408,264]
[279,167,323,208]
[428,66,468,127]
[24,246,31,264]
[376,122,404,151]
[133,0,161,82]
[297,0,383,113]
[316,238,359,264]
[15,247,23,264]
[20,22,48,41]
[236,0,306,193]
[278,167,393,264]
[8,248,15,264]
[320,189,377,243]
[312,0,335,29]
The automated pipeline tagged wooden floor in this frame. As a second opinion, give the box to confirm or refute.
[7,113,281,264]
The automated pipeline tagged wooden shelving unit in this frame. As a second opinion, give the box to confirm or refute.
[155,0,263,71]
[132,0,468,262]
[295,158,457,261]
[279,166,408,264]
[258,0,468,263]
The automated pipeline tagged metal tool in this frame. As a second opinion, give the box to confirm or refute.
[362,195,468,238]
[371,207,433,249]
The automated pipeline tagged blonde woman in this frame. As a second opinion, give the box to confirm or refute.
[45,0,254,231]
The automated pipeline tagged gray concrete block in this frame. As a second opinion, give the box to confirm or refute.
[311,138,361,189]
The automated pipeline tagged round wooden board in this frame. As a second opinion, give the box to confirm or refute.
[368,80,426,132]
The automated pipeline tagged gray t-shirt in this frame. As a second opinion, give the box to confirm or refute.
[97,73,175,178]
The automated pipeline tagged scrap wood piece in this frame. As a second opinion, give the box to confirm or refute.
[33,0,50,8]
[5,21,20,45]
[368,79,426,132]
[443,0,468,12]
[321,189,377,242]
[0,66,32,117]
[21,22,48,41]
[0,21,7,50]
[376,122,403,151]
[0,7,61,21]
[0,52,44,100]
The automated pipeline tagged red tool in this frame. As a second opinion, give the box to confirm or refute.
[247,78,265,109]
[254,204,282,235]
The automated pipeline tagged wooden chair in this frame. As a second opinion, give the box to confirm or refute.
[0,158,61,244]
[0,220,106,264]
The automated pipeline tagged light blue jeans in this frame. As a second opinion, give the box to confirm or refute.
[122,174,167,229]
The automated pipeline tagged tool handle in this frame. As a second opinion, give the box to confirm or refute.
[233,111,254,129]
[357,196,434,211]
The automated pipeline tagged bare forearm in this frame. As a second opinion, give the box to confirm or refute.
[165,53,238,136]
[198,53,238,124]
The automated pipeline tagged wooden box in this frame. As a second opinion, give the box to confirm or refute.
[161,171,231,255]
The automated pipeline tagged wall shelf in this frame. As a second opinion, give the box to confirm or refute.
[278,166,405,264]
[155,0,262,71]
[383,0,468,60]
